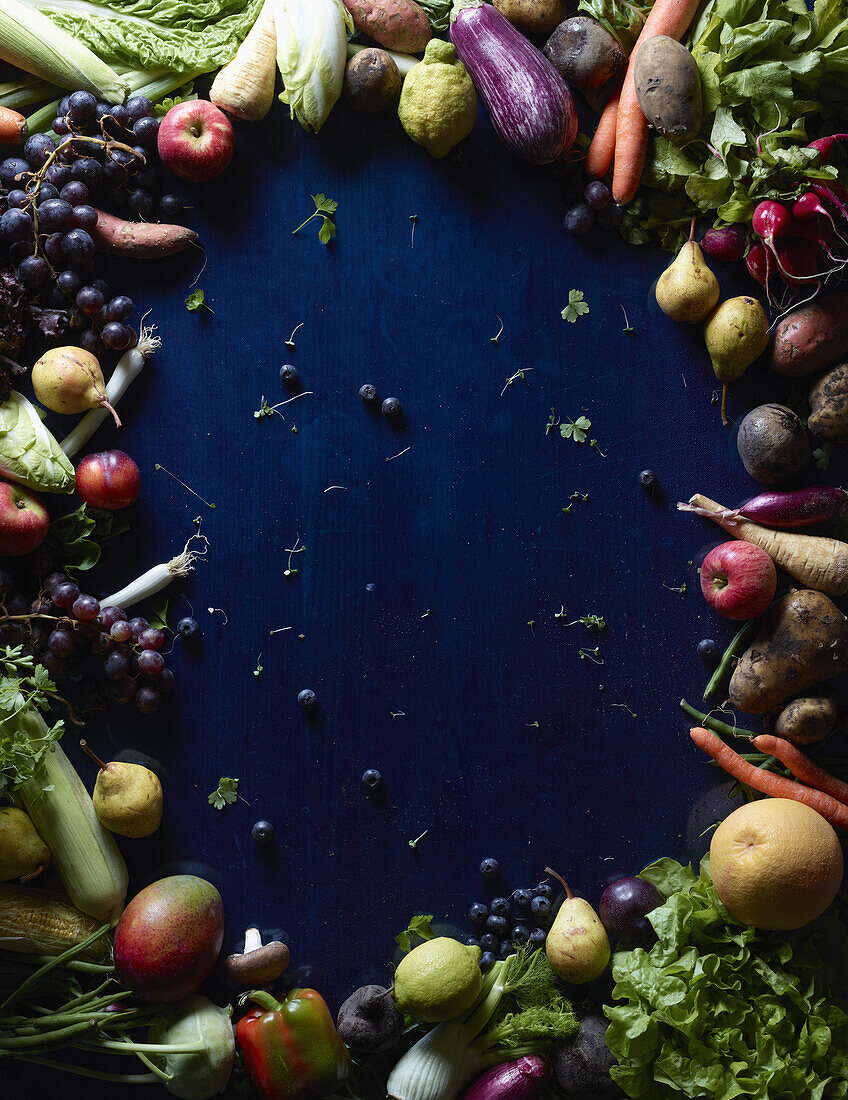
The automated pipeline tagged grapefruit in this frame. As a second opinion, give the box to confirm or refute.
[710,798,843,930]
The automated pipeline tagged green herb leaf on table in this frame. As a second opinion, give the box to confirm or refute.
[0,647,64,796]
[46,504,129,573]
[292,194,338,245]
[185,289,213,314]
[208,776,240,811]
[561,416,591,443]
[814,443,833,471]
[148,598,169,632]
[561,290,589,323]
[395,913,435,954]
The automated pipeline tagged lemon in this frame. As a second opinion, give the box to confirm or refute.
[398,40,477,159]
[710,798,843,930]
[393,937,482,1022]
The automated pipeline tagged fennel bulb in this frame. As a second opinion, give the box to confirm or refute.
[270,0,353,132]
[387,948,577,1100]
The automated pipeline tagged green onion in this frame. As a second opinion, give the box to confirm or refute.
[0,77,57,110]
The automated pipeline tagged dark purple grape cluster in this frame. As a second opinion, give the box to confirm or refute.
[0,90,183,357]
[0,567,174,716]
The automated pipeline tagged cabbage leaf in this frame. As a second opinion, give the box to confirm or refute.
[605,856,848,1100]
[26,0,263,73]
[0,391,75,494]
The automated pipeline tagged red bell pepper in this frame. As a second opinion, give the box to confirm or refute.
[236,988,351,1100]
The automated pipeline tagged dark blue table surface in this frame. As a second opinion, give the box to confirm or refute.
[6,85,836,1099]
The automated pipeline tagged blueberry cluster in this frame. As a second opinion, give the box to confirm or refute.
[466,858,556,973]
[0,567,197,715]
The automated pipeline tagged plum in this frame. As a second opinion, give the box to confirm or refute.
[598,877,663,944]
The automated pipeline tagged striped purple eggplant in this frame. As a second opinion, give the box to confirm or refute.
[450,0,578,165]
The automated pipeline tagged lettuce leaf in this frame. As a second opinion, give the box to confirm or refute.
[604,857,848,1099]
[577,0,658,53]
[624,0,848,250]
[28,0,263,72]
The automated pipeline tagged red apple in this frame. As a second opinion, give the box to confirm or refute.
[157,99,235,182]
[700,541,777,620]
[0,480,50,557]
[75,450,140,510]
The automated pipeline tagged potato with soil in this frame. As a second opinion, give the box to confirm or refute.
[771,292,848,377]
[344,48,402,112]
[495,0,568,36]
[337,985,403,1053]
[729,589,848,713]
[736,403,810,485]
[808,362,848,441]
[634,35,702,142]
[544,17,625,108]
[344,0,431,54]
[775,694,839,745]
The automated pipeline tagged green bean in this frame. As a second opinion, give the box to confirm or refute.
[703,619,759,702]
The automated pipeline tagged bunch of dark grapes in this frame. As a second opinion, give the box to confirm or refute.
[0,90,183,358]
[0,566,174,716]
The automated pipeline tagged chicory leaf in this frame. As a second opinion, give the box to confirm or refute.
[0,391,74,494]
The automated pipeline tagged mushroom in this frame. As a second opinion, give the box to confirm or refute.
[226,927,290,985]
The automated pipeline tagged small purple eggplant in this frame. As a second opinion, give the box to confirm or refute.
[464,1056,550,1100]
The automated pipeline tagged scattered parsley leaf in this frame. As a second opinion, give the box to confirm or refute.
[153,84,196,117]
[395,913,435,954]
[561,415,592,443]
[208,776,240,811]
[561,290,589,323]
[814,444,833,471]
[185,289,213,314]
[292,193,338,245]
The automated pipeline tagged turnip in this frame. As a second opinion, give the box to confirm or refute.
[701,224,747,263]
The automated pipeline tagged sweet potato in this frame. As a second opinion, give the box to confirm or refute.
[770,291,848,377]
[92,210,198,259]
[775,693,838,745]
[808,362,848,441]
[343,0,431,54]
[729,589,848,713]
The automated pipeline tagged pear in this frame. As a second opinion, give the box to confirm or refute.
[32,347,121,426]
[544,867,610,984]
[81,740,163,838]
[704,295,770,424]
[655,223,719,324]
[0,807,50,882]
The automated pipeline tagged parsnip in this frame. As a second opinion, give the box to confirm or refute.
[211,0,277,121]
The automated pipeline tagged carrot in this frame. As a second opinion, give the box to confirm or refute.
[92,210,198,259]
[752,735,848,804]
[611,0,703,206]
[689,726,848,830]
[679,493,848,596]
[586,88,620,180]
[210,0,277,122]
[0,104,27,145]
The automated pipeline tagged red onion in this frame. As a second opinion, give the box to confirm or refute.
[449,1,577,165]
[464,1056,550,1100]
[683,485,848,530]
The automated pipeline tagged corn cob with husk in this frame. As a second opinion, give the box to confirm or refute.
[0,885,112,960]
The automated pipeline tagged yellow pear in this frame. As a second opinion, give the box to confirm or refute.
[544,867,610,984]
[81,740,163,839]
[0,807,50,882]
[655,224,719,324]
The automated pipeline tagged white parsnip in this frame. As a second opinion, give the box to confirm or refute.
[211,0,277,121]
[680,493,848,596]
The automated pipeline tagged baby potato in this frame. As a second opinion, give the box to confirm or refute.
[494,0,568,36]
[634,35,703,142]
[808,362,848,441]
[344,48,403,114]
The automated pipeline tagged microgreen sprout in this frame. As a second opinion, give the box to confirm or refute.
[621,306,635,334]
[421,609,431,619]
[269,626,292,636]
[154,464,216,509]
[323,485,348,493]
[253,655,263,678]
[525,720,540,728]
[410,214,419,248]
[500,366,533,396]
[255,391,314,421]
[589,438,607,457]
[284,536,305,579]
[408,829,429,851]
[663,581,688,596]
[386,446,411,462]
[491,315,505,345]
[527,620,536,637]
[562,491,590,514]
[285,322,304,349]
[557,612,606,630]
[207,607,229,624]
[611,702,637,718]
[579,647,604,665]
[292,193,338,244]
[390,711,406,719]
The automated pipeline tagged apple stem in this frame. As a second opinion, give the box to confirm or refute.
[98,396,122,427]
[544,866,573,900]
[79,739,108,772]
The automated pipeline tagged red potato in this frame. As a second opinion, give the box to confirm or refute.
[92,209,198,259]
[770,291,848,376]
[343,0,431,54]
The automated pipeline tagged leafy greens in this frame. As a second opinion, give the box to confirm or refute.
[624,0,848,250]
[0,391,75,495]
[46,504,129,573]
[605,856,848,1099]
[577,0,657,53]
[26,0,263,73]
[0,647,63,797]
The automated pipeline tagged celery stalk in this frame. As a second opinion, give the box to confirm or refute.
[0,78,57,110]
